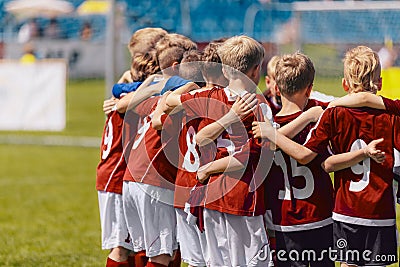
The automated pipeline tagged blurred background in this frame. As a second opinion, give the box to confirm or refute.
[1,0,400,78]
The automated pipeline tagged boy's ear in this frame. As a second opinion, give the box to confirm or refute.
[222,66,229,79]
[377,77,382,91]
[265,75,272,86]
[249,64,261,79]
[255,64,261,75]
[305,84,313,97]
[342,78,350,92]
[275,84,281,96]
[171,61,179,71]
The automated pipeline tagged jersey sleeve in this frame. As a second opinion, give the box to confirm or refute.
[180,90,210,118]
[160,111,183,138]
[134,96,159,117]
[303,108,333,154]
[382,97,400,116]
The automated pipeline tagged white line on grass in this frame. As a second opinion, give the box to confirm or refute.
[0,135,101,148]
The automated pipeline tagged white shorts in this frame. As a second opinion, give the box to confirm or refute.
[98,191,133,251]
[204,208,270,267]
[176,208,208,266]
[122,181,178,258]
[264,210,275,231]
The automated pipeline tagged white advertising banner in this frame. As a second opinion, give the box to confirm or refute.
[0,60,66,131]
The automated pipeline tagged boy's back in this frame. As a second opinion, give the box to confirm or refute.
[305,106,400,224]
[181,87,272,215]
[267,99,334,230]
[124,96,180,190]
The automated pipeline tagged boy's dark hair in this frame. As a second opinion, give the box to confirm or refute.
[201,38,227,82]
[179,50,206,87]
[156,33,197,71]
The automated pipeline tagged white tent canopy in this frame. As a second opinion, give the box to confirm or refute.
[5,0,74,19]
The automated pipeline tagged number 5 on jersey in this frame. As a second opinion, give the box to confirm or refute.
[275,150,315,200]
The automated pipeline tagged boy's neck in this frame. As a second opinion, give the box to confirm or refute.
[227,78,256,94]
[278,94,308,116]
[206,77,228,88]
[162,68,179,79]
[162,73,173,79]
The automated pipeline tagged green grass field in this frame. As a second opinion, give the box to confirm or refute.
[0,77,398,266]
[0,79,108,266]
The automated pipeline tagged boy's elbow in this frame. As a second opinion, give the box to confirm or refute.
[116,103,126,114]
[296,151,315,165]
[195,133,209,147]
[165,95,178,109]
[151,118,163,130]
[164,103,175,114]
[152,124,163,131]
[195,134,204,146]
[321,161,334,173]
[297,157,310,165]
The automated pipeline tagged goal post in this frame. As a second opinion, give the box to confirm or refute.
[277,1,400,78]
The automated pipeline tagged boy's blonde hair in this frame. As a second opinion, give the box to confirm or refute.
[128,27,167,56]
[217,35,264,77]
[130,52,160,82]
[156,33,197,71]
[275,52,315,96]
[127,27,167,81]
[266,55,281,80]
[343,46,381,94]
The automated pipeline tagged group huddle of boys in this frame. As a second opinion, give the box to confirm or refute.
[96,27,400,267]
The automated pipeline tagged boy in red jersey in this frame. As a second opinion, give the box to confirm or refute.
[97,27,167,267]
[122,33,198,267]
[253,46,398,267]
[263,52,334,267]
[327,88,400,205]
[97,88,135,267]
[170,40,227,267]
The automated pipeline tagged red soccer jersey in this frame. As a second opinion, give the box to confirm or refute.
[382,97,400,116]
[181,87,274,216]
[304,106,400,226]
[175,87,219,209]
[123,96,181,190]
[174,116,206,209]
[122,97,157,185]
[265,99,334,232]
[96,109,127,194]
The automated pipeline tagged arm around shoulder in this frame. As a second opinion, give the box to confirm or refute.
[328,92,385,109]
[321,138,385,173]
[252,120,317,164]
[165,82,199,113]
